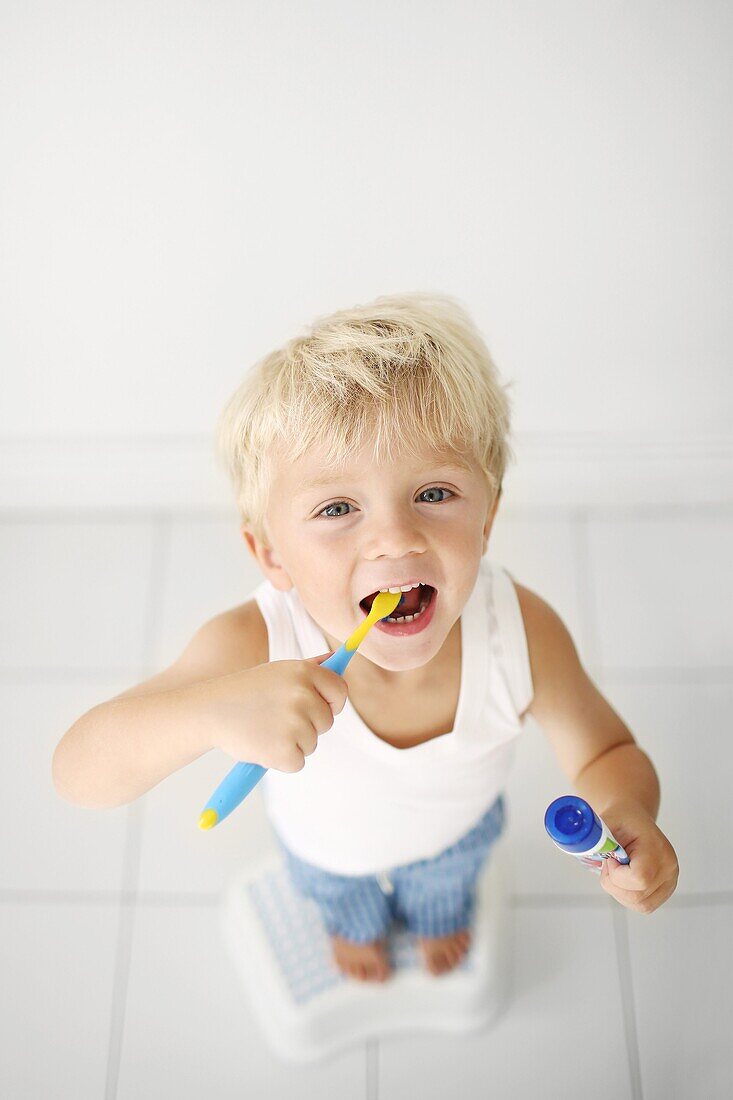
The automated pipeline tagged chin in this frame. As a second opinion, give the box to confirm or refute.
[367,652,435,672]
[361,630,444,670]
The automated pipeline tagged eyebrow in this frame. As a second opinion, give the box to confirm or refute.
[295,463,471,496]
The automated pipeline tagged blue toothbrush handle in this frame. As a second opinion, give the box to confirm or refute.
[198,643,355,829]
[199,761,267,828]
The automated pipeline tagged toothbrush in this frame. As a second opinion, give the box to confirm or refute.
[198,588,404,830]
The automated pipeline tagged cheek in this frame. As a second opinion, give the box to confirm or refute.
[298,562,349,606]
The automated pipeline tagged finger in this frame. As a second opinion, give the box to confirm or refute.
[312,666,348,716]
[310,693,337,736]
[296,726,319,756]
[604,851,661,894]
[635,878,678,913]
[600,855,648,895]
[600,862,665,909]
[607,876,677,915]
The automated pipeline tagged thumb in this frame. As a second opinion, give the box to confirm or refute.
[307,651,334,664]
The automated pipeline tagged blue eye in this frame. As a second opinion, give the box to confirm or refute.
[320,501,351,519]
[317,486,454,520]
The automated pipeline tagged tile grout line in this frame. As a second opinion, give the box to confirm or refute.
[366,1039,379,1100]
[104,799,145,1100]
[587,667,733,685]
[611,908,644,1100]
[104,515,172,1100]
[577,510,641,1099]
[0,889,221,906]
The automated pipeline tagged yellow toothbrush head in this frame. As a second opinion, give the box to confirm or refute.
[369,589,403,621]
[198,808,218,830]
[344,589,403,652]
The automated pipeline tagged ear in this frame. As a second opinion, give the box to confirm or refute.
[482,487,501,554]
[240,523,294,592]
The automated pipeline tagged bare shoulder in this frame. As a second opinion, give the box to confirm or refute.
[510,579,574,653]
[108,598,269,701]
[507,574,635,780]
[506,576,582,713]
[183,598,270,673]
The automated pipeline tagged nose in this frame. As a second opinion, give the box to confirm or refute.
[362,504,428,560]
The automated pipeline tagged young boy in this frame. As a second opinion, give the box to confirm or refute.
[53,292,679,984]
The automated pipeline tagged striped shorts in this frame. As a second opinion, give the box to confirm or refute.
[275,794,505,943]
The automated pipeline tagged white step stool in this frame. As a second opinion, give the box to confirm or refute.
[221,839,511,1063]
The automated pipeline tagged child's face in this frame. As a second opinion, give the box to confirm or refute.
[242,438,499,675]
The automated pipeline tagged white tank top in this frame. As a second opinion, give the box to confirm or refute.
[251,557,534,875]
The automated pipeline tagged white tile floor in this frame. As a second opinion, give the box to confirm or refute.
[2,503,732,1098]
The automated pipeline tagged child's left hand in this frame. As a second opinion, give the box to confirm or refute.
[598,802,679,914]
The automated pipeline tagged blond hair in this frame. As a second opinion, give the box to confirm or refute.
[216,291,515,544]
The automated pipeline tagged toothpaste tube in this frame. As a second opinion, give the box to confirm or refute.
[544,795,630,874]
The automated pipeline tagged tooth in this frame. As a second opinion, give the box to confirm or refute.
[378,582,422,594]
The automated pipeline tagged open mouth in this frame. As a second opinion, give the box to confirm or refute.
[359,583,437,624]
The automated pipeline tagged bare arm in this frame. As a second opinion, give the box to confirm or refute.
[52,681,219,808]
[514,582,660,819]
[512,581,678,913]
[52,604,266,808]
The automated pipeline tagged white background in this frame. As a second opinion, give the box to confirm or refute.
[1,0,731,509]
[1,4,732,1099]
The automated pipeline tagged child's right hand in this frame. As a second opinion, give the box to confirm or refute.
[202,653,348,773]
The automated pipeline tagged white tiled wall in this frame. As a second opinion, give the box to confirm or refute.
[2,504,731,1097]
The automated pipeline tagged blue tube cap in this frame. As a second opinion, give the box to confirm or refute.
[545,795,602,853]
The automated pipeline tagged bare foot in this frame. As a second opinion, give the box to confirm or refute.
[330,933,392,982]
[418,928,472,976]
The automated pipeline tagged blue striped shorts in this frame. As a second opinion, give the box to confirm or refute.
[276,794,505,943]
